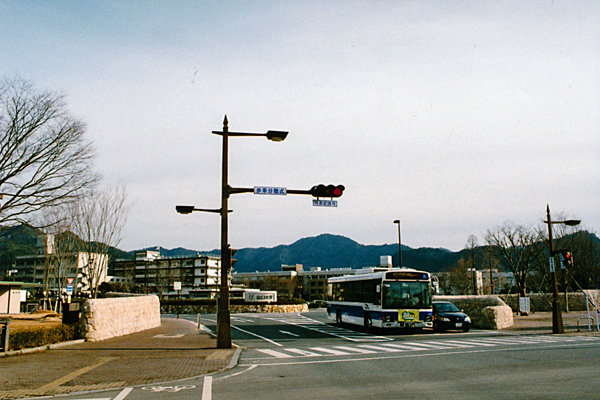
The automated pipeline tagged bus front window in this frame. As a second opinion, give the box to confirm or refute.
[382,281,431,309]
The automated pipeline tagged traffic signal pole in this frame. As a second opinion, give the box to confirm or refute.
[218,116,232,349]
[546,206,564,334]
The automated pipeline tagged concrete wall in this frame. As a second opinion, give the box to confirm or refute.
[434,295,514,330]
[81,295,161,341]
[502,291,600,312]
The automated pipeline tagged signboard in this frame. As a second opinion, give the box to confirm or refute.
[244,291,277,303]
[174,282,182,291]
[66,285,73,295]
[549,257,555,273]
[254,186,286,195]
[519,297,530,314]
[67,278,74,285]
[313,199,338,207]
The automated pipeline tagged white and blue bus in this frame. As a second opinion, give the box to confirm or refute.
[327,268,433,330]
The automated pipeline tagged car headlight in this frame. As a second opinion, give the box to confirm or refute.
[464,316,471,323]
[442,317,450,322]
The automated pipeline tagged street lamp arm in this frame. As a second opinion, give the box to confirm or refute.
[212,130,288,142]
[544,219,581,226]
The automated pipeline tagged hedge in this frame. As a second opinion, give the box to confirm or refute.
[8,324,80,351]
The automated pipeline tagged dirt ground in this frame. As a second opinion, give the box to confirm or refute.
[0,311,62,331]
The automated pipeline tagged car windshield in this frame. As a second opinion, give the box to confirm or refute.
[382,281,431,309]
[434,302,460,313]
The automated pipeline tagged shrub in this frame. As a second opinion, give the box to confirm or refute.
[8,324,80,351]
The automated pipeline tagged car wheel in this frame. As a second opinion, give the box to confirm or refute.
[433,321,443,332]
[463,325,470,333]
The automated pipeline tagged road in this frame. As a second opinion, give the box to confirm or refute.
[64,310,600,400]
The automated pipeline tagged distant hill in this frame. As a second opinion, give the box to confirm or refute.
[138,233,466,273]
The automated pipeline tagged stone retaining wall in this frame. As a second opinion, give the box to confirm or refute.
[433,295,514,330]
[161,303,309,314]
[81,295,161,341]
[502,291,600,313]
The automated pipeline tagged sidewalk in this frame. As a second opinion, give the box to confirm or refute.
[509,311,600,334]
[0,317,239,399]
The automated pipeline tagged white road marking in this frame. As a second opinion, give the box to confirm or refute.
[202,376,212,400]
[113,387,133,400]
[258,349,294,358]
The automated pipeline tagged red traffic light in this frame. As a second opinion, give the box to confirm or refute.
[561,251,573,267]
[310,184,345,198]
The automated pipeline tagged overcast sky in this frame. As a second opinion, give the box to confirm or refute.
[1,1,598,253]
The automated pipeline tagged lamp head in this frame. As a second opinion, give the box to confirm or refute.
[266,130,288,142]
[563,220,581,226]
[176,205,195,215]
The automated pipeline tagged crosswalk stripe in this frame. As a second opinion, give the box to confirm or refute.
[444,339,496,347]
[333,346,377,354]
[400,341,450,350]
[309,347,351,355]
[419,340,474,348]
[372,343,426,351]
[356,344,405,352]
[254,335,600,359]
[257,349,294,358]
[284,348,324,357]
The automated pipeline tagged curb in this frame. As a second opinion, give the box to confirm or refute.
[0,339,86,357]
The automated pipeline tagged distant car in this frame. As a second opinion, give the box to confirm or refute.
[309,300,327,308]
[432,301,471,332]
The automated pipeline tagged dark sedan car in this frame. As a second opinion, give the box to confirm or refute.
[432,301,471,332]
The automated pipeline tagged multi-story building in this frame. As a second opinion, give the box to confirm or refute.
[111,250,224,299]
[232,264,357,301]
[13,251,108,296]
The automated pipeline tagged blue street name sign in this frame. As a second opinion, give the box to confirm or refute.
[254,186,287,195]
[313,199,338,207]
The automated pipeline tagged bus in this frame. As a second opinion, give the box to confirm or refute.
[327,268,433,330]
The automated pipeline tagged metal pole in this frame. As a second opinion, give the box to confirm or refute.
[394,220,402,268]
[217,115,232,349]
[546,205,564,334]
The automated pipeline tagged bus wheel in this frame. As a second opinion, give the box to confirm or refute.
[364,313,373,331]
[336,309,342,325]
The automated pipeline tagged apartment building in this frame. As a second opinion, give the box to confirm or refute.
[111,250,224,299]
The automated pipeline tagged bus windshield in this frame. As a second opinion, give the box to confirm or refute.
[382,281,431,309]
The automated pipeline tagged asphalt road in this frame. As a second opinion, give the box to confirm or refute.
[52,310,600,400]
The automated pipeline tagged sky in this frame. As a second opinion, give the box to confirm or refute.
[1,1,598,253]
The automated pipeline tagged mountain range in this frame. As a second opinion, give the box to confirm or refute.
[140,233,467,273]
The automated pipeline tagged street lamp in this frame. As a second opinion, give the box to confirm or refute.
[393,220,402,268]
[177,115,287,349]
[544,205,581,334]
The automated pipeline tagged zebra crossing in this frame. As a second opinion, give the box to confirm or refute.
[260,313,393,342]
[254,334,600,359]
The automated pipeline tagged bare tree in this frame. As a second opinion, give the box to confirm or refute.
[447,259,472,295]
[38,206,80,311]
[486,223,545,296]
[466,235,479,294]
[0,77,97,226]
[72,185,129,298]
